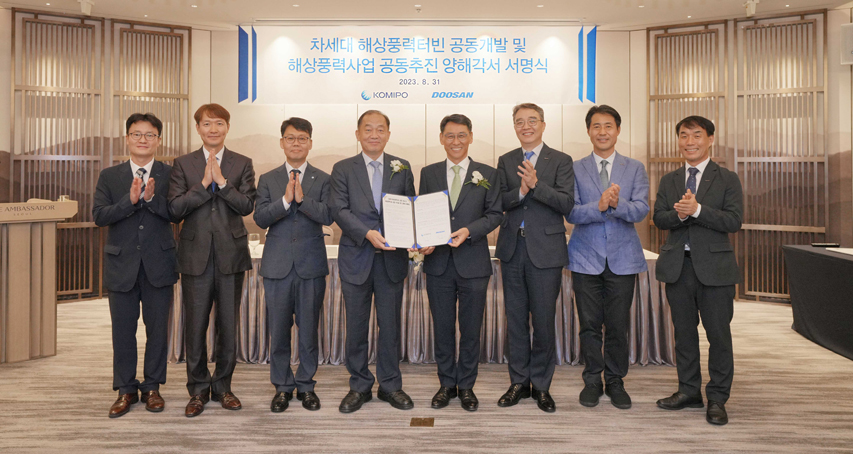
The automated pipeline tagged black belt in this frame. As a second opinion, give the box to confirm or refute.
[518,228,526,238]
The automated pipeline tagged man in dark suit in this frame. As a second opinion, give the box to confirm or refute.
[568,105,649,410]
[254,117,332,413]
[495,103,575,413]
[168,104,256,418]
[330,110,416,413]
[93,113,177,418]
[418,114,502,412]
[653,115,743,426]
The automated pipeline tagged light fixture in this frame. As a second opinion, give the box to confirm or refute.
[414,4,421,7]
[687,15,692,18]
[144,14,148,17]
[537,4,544,7]
[191,4,197,8]
[639,5,645,7]
[293,4,300,7]
[45,2,50,5]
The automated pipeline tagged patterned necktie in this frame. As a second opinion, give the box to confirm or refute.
[135,167,147,194]
[450,165,462,210]
[369,160,383,212]
[686,167,699,194]
[521,151,534,229]
[600,160,610,189]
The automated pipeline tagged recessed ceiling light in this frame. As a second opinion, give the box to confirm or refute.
[786,4,790,6]
[45,2,50,5]
[293,4,300,7]
[414,4,422,7]
[639,5,644,7]
[191,5,197,8]
[537,4,544,7]
[687,15,692,18]
[144,14,148,17]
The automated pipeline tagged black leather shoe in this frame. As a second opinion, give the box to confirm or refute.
[297,391,321,411]
[706,401,728,425]
[377,389,414,410]
[579,383,604,407]
[497,383,531,407]
[458,389,479,412]
[431,386,458,409]
[656,391,704,410]
[532,389,556,413]
[270,391,292,413]
[605,382,632,409]
[339,389,372,413]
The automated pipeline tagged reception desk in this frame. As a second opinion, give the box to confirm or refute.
[167,246,675,367]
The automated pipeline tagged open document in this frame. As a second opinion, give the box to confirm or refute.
[382,191,453,249]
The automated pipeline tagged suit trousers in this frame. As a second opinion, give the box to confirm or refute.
[181,248,244,396]
[109,265,172,395]
[264,269,325,393]
[501,235,562,391]
[572,262,636,386]
[426,258,490,390]
[341,252,404,393]
[665,255,735,403]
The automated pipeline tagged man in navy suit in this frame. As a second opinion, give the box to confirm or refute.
[254,117,332,413]
[653,116,743,426]
[418,114,502,411]
[495,103,575,412]
[567,105,649,410]
[93,113,177,418]
[330,110,417,413]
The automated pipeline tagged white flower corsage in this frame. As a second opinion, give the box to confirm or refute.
[408,250,425,272]
[465,170,491,189]
[389,159,409,180]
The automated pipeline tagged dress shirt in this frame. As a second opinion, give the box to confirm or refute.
[129,158,155,202]
[446,156,471,191]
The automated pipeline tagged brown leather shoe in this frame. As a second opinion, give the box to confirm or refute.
[109,392,139,418]
[141,390,165,413]
[212,391,242,410]
[185,393,209,418]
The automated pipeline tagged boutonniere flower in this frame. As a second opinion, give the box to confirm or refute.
[465,170,491,189]
[408,250,425,272]
[389,159,409,180]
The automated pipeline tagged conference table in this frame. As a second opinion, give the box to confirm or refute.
[782,245,853,361]
[167,246,675,367]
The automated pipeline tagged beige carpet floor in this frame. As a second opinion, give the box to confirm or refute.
[0,300,851,453]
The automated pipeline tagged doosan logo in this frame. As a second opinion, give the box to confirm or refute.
[432,91,474,99]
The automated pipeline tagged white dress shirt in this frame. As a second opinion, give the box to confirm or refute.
[129,158,155,202]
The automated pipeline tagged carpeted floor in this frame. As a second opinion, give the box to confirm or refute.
[0,299,851,453]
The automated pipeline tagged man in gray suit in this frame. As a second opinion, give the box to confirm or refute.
[653,115,743,425]
[168,104,256,418]
[330,110,417,413]
[418,114,502,412]
[495,103,575,413]
[254,117,332,413]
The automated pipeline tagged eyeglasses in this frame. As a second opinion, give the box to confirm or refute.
[514,118,541,129]
[129,132,160,141]
[283,136,311,144]
[443,133,469,142]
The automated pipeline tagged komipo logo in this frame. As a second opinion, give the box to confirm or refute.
[361,91,371,101]
[432,91,474,99]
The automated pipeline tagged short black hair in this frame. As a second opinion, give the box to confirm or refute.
[281,117,313,137]
[675,115,715,136]
[126,113,163,136]
[440,114,472,133]
[585,105,621,129]
[512,103,545,122]
[358,109,390,129]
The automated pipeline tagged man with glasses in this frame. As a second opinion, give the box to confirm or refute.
[418,114,502,411]
[330,110,416,413]
[254,118,332,413]
[169,104,256,417]
[94,113,177,418]
[495,103,575,412]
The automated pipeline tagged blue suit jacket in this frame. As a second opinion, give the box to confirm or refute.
[567,151,649,276]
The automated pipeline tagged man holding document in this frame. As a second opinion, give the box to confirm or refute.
[330,110,416,413]
[417,114,502,411]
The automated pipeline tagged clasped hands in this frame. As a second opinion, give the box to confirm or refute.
[517,160,538,195]
[284,172,304,205]
[129,176,155,204]
[598,183,621,212]
[674,189,699,220]
[201,153,227,190]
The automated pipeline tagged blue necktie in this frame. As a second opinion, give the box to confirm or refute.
[520,151,534,229]
[686,167,699,194]
[369,160,383,212]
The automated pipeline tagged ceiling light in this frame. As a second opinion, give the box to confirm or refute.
[537,4,544,7]
[414,4,421,7]
[144,14,148,17]
[191,4,197,7]
[639,5,645,7]
[687,15,692,18]
[45,2,50,5]
[786,4,790,6]
[293,4,300,7]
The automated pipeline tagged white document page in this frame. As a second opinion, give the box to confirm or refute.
[414,191,453,247]
[382,193,415,248]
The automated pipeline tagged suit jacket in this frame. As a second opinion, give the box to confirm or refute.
[495,143,575,269]
[330,152,416,285]
[254,163,333,280]
[418,159,503,279]
[93,160,178,292]
[168,147,256,276]
[568,152,649,276]
[653,160,743,286]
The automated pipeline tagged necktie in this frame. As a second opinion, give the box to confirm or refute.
[369,160,383,212]
[291,168,301,182]
[521,151,534,229]
[210,156,219,194]
[450,165,462,210]
[135,167,147,194]
[686,167,699,194]
[600,160,610,189]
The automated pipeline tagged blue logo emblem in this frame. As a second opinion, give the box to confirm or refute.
[361,91,371,101]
